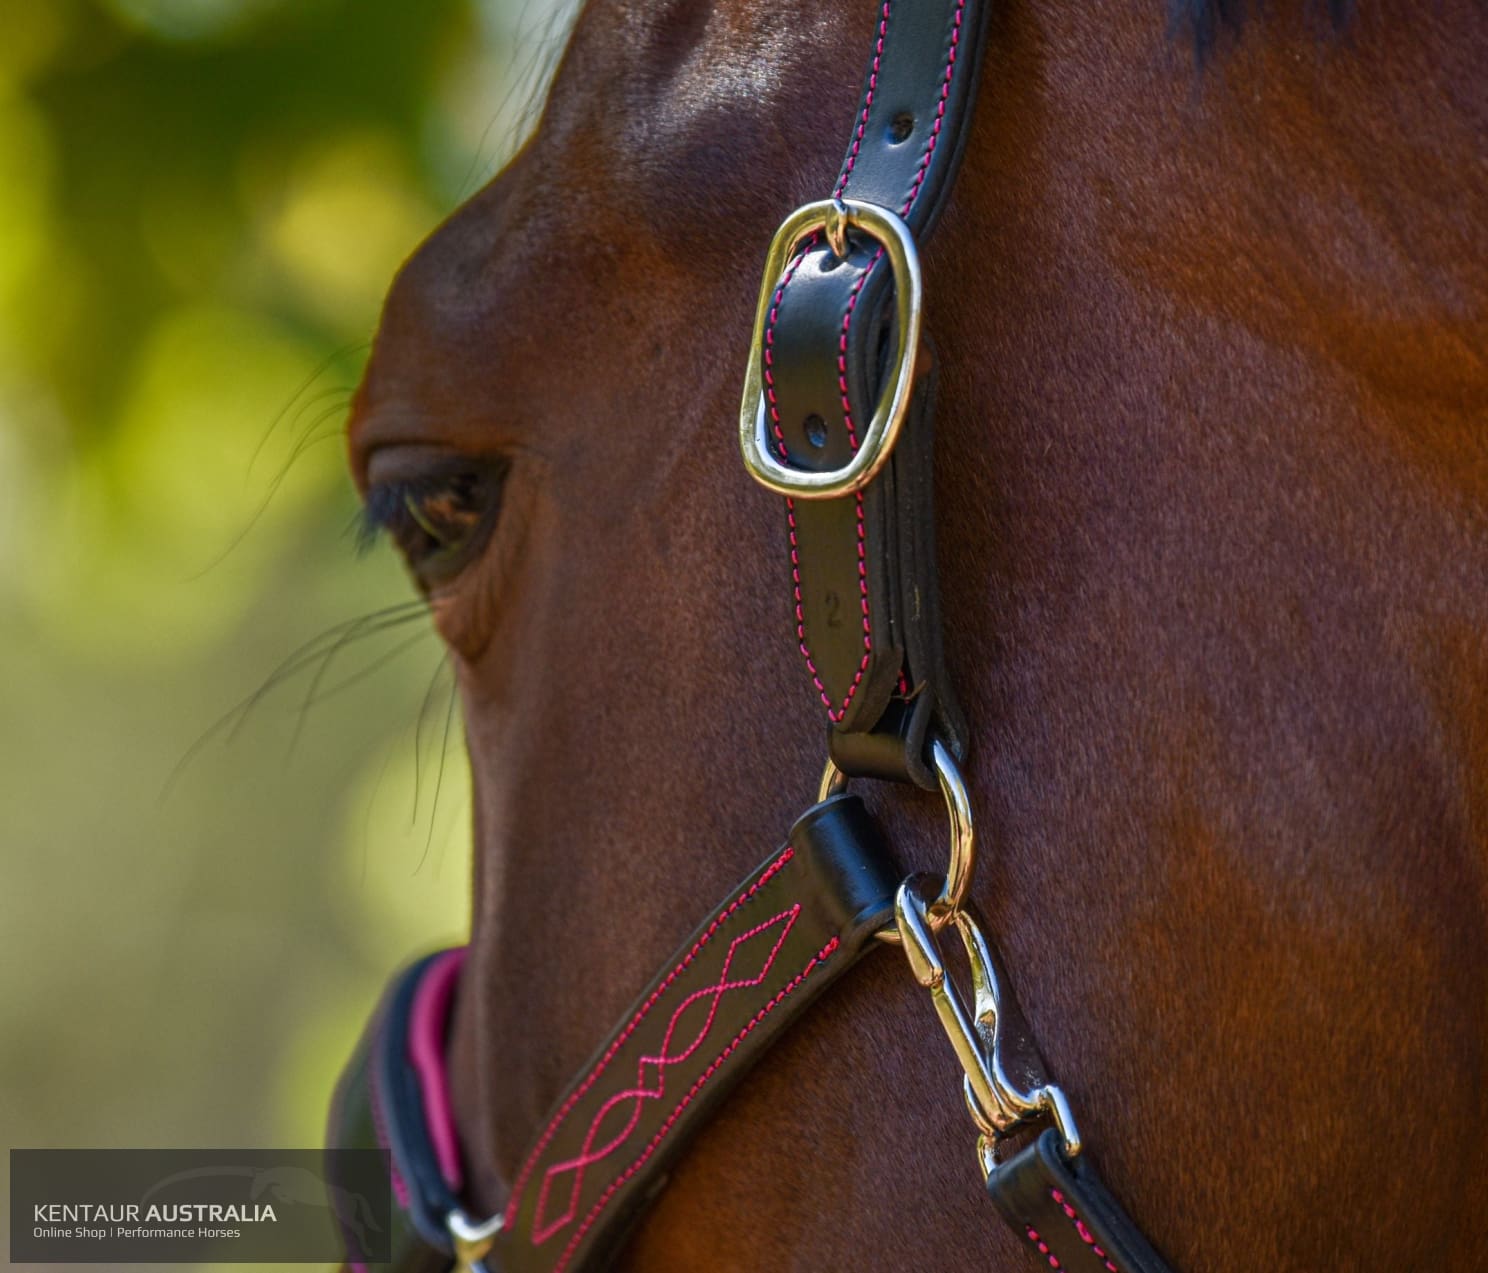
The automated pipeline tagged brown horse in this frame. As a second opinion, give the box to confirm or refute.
[346,1,1488,1267]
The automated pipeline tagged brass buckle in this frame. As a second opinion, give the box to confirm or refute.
[739,197,923,500]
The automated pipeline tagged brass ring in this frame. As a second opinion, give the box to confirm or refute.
[739,198,923,500]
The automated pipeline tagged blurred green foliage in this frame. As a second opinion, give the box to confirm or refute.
[0,1,571,1266]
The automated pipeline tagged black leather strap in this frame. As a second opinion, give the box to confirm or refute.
[764,9,1178,1271]
[987,1131,1176,1273]
[329,795,900,1273]
[327,825,1179,1273]
[494,794,897,1272]
[764,0,991,784]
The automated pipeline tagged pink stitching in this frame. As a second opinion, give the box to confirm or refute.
[783,492,870,722]
[836,250,882,452]
[551,938,841,1272]
[764,246,871,722]
[901,0,966,215]
[1026,1227,1062,1269]
[1051,1188,1121,1272]
[833,1,890,197]
[768,2,891,722]
[769,0,967,720]
[814,245,888,719]
[531,907,801,1242]
[504,847,796,1224]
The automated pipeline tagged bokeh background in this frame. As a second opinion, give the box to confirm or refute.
[0,0,573,1266]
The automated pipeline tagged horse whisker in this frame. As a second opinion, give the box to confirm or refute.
[285,603,430,760]
[248,341,368,474]
[410,652,453,831]
[301,629,434,711]
[416,672,460,875]
[188,415,355,583]
[160,600,430,802]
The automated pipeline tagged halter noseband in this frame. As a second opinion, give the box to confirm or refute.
[329,3,1177,1269]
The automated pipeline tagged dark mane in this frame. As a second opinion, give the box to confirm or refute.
[1171,0,1356,62]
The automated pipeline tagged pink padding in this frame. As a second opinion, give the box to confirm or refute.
[408,947,468,1190]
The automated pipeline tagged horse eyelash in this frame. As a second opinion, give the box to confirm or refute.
[356,475,472,555]
[356,481,417,554]
[354,462,511,591]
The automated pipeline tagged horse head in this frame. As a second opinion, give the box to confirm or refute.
[345,1,1488,1266]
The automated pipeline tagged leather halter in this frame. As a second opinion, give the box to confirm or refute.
[329,3,1178,1270]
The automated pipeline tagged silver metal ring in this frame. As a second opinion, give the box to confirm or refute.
[447,1208,503,1273]
[818,737,973,945]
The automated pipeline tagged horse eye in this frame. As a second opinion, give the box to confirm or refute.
[361,457,508,588]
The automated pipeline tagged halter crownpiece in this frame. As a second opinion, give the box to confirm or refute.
[329,1,1176,1268]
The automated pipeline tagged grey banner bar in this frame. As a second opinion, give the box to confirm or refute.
[10,1149,390,1264]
